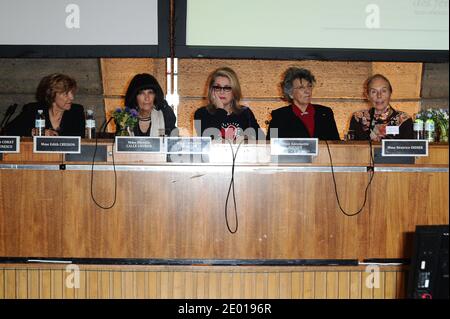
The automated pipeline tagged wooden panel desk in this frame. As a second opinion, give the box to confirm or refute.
[0,140,448,261]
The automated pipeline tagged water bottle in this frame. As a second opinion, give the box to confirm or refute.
[85,109,96,139]
[425,118,435,142]
[35,109,45,136]
[413,118,424,140]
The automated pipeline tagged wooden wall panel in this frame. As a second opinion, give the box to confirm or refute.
[369,172,449,258]
[0,171,63,257]
[384,272,397,299]
[177,59,421,138]
[102,97,125,132]
[98,59,424,138]
[178,59,371,99]
[371,62,422,99]
[1,163,448,260]
[0,264,410,299]
[100,58,166,96]
[1,144,448,261]
[100,58,166,133]
[338,272,350,299]
[28,269,39,299]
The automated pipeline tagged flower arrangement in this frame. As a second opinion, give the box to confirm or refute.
[415,108,449,142]
[112,107,138,136]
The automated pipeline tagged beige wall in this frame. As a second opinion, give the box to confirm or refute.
[100,59,423,138]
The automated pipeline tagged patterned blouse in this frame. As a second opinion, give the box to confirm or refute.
[349,106,413,141]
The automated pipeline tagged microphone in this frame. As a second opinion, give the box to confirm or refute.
[101,116,114,132]
[0,103,18,133]
[368,107,376,141]
[96,116,114,139]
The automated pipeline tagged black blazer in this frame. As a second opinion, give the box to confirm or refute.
[5,102,85,137]
[267,104,340,140]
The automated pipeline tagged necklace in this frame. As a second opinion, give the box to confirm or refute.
[138,116,151,122]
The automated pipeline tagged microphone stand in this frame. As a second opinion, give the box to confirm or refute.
[0,104,18,135]
[96,116,115,139]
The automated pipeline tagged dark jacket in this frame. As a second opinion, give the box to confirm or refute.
[194,106,264,140]
[5,102,85,137]
[267,104,340,140]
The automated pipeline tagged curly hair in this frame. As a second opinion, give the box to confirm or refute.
[35,73,77,106]
[281,67,316,102]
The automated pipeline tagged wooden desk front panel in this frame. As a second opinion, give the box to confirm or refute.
[1,166,447,260]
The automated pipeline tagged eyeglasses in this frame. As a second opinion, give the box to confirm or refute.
[293,84,313,92]
[212,86,232,93]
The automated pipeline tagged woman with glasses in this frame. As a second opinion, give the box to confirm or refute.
[348,74,413,141]
[267,67,340,140]
[194,67,263,140]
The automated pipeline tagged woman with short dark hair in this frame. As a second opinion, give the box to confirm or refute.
[124,73,177,137]
[267,67,340,140]
[5,73,85,137]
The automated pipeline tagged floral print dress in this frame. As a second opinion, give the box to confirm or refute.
[349,106,414,141]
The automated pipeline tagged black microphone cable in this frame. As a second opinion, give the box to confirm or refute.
[325,139,375,217]
[90,117,117,210]
[224,138,244,234]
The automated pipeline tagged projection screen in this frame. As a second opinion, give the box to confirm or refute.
[0,0,169,57]
[176,0,449,61]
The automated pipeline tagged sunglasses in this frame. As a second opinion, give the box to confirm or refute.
[212,86,232,93]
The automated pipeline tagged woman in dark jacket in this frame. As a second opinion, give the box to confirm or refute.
[267,67,340,140]
[5,73,85,137]
[124,73,177,137]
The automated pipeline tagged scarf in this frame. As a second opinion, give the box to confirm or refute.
[149,108,165,137]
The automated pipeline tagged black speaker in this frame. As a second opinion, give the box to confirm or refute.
[407,225,449,299]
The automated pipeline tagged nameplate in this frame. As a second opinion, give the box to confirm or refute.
[0,136,20,153]
[33,136,81,154]
[166,137,211,154]
[115,137,162,153]
[382,139,428,157]
[270,138,318,156]
[65,145,108,162]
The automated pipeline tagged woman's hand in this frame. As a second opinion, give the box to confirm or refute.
[211,90,224,109]
[31,128,59,136]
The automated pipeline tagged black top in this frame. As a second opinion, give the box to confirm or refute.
[267,104,340,140]
[130,104,178,137]
[194,106,264,139]
[5,102,85,137]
